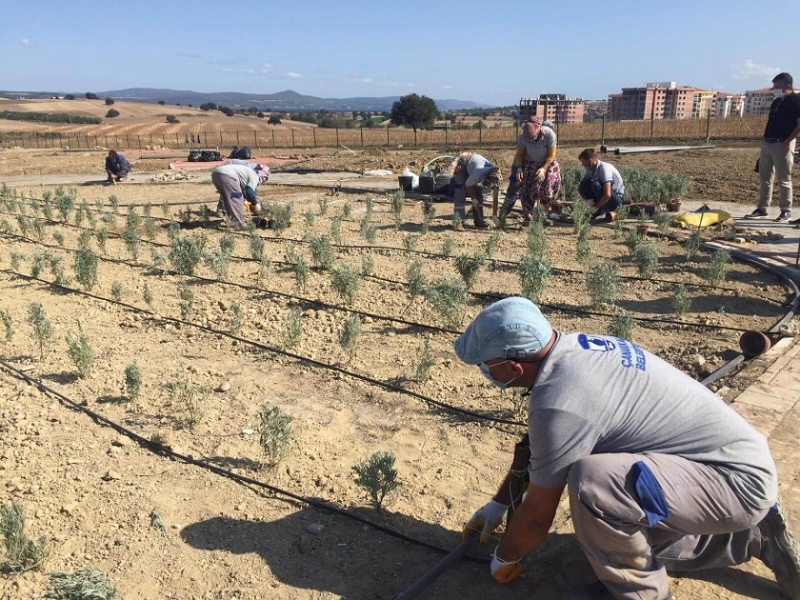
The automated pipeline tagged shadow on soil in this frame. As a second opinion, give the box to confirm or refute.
[181,508,585,600]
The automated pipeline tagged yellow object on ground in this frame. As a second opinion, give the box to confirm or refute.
[672,209,732,228]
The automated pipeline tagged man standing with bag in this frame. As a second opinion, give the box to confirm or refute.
[745,72,800,223]
[455,297,800,599]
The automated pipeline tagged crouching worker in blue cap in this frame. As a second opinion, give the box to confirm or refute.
[454,297,799,600]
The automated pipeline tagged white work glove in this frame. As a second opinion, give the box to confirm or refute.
[490,546,523,584]
[534,168,545,181]
[462,499,508,543]
[491,216,502,228]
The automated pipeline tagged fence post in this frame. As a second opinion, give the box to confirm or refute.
[360,126,364,148]
[59,133,63,148]
[137,135,142,150]
[313,128,317,147]
[204,132,208,147]
[601,114,606,149]
[445,123,448,151]
[35,134,40,149]
[335,126,339,148]
[386,126,390,147]
[291,129,295,148]
[162,133,166,147]
[219,131,223,148]
[272,129,275,148]
[175,133,179,148]
[705,110,711,144]
[478,126,482,149]
[254,130,258,151]
[236,130,240,147]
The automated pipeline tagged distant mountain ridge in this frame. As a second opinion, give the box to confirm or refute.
[1,88,491,112]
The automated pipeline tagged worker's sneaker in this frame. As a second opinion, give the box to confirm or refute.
[569,581,672,600]
[790,217,800,226]
[758,501,800,599]
[744,208,768,219]
[775,210,792,223]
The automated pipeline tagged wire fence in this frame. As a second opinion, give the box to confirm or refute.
[0,116,767,152]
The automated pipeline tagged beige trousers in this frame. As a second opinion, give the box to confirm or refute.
[759,139,796,210]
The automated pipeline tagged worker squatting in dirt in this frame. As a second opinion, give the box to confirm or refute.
[455,297,800,600]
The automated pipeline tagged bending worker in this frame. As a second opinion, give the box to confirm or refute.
[447,152,502,230]
[105,150,130,184]
[503,117,561,225]
[455,297,799,600]
[578,148,625,222]
[210,162,269,230]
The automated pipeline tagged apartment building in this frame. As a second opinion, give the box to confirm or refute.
[744,88,775,116]
[519,94,585,124]
[715,93,746,118]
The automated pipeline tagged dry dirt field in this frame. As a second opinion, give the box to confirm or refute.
[0,145,797,600]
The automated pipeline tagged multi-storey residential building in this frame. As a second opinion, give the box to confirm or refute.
[519,94,585,124]
[715,93,746,118]
[744,88,775,116]
[608,82,748,120]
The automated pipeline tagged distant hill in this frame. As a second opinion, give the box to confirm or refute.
[0,88,492,112]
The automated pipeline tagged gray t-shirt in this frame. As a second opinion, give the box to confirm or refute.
[213,163,260,192]
[464,153,495,187]
[527,332,777,510]
[516,127,557,163]
[585,160,625,196]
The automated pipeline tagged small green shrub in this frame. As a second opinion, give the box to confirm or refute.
[361,255,374,277]
[360,219,377,243]
[255,405,293,467]
[454,252,486,290]
[685,231,701,260]
[65,323,94,378]
[586,262,619,307]
[27,302,53,359]
[330,216,343,245]
[44,568,121,600]
[248,231,265,261]
[169,234,207,276]
[353,451,399,508]
[403,234,418,251]
[110,281,123,302]
[178,282,194,320]
[304,209,316,228]
[707,247,730,287]
[121,224,141,261]
[452,213,463,231]
[391,190,405,228]
[404,260,427,312]
[72,246,98,292]
[624,229,644,255]
[125,363,142,404]
[280,307,303,350]
[0,309,13,341]
[673,282,692,316]
[608,311,635,340]
[423,276,467,328]
[228,302,243,335]
[527,219,547,256]
[95,228,108,254]
[485,230,503,258]
[613,205,630,238]
[165,369,207,429]
[633,242,659,278]
[317,197,329,215]
[203,248,232,281]
[258,254,273,282]
[440,236,455,257]
[572,195,590,233]
[142,283,153,308]
[143,218,158,241]
[414,339,436,382]
[330,263,361,305]
[576,223,592,262]
[10,251,25,272]
[653,210,672,233]
[342,202,352,218]
[518,253,551,303]
[338,313,362,358]
[0,501,49,572]
[294,256,309,291]
[266,203,293,236]
[309,235,335,270]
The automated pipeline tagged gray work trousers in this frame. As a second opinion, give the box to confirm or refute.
[452,170,483,217]
[759,138,796,210]
[569,453,771,600]
[211,171,248,230]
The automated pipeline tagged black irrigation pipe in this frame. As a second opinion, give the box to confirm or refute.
[1,224,768,337]
[0,358,489,566]
[6,191,786,296]
[0,269,526,430]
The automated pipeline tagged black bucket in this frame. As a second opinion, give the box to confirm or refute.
[253,217,269,230]
[398,175,414,191]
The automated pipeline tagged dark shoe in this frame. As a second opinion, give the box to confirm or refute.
[790,217,800,225]
[776,210,792,223]
[474,219,489,229]
[569,580,672,600]
[744,208,768,219]
[759,502,800,599]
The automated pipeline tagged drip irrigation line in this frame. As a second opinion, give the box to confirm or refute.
[0,358,489,565]
[1,269,526,430]
[0,221,776,337]
[6,192,785,296]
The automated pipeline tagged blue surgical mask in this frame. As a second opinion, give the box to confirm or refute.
[480,360,517,389]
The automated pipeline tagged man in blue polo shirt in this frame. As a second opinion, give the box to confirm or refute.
[745,72,800,223]
[577,148,625,222]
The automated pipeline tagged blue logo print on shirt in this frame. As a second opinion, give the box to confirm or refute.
[578,334,647,371]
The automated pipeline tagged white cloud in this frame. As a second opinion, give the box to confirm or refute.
[731,59,781,80]
[222,67,234,73]
[21,38,31,46]
[263,62,273,69]
[286,72,303,79]
[244,69,255,74]
[440,85,453,90]
[356,78,373,83]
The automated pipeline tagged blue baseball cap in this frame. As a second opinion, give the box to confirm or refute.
[454,297,553,365]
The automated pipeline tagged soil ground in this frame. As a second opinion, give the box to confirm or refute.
[0,144,799,600]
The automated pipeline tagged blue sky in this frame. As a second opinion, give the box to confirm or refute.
[0,0,795,107]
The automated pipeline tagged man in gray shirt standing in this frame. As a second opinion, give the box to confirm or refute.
[578,148,625,222]
[455,297,799,600]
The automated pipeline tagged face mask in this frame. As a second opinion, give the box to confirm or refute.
[480,360,517,389]
[773,88,785,98]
